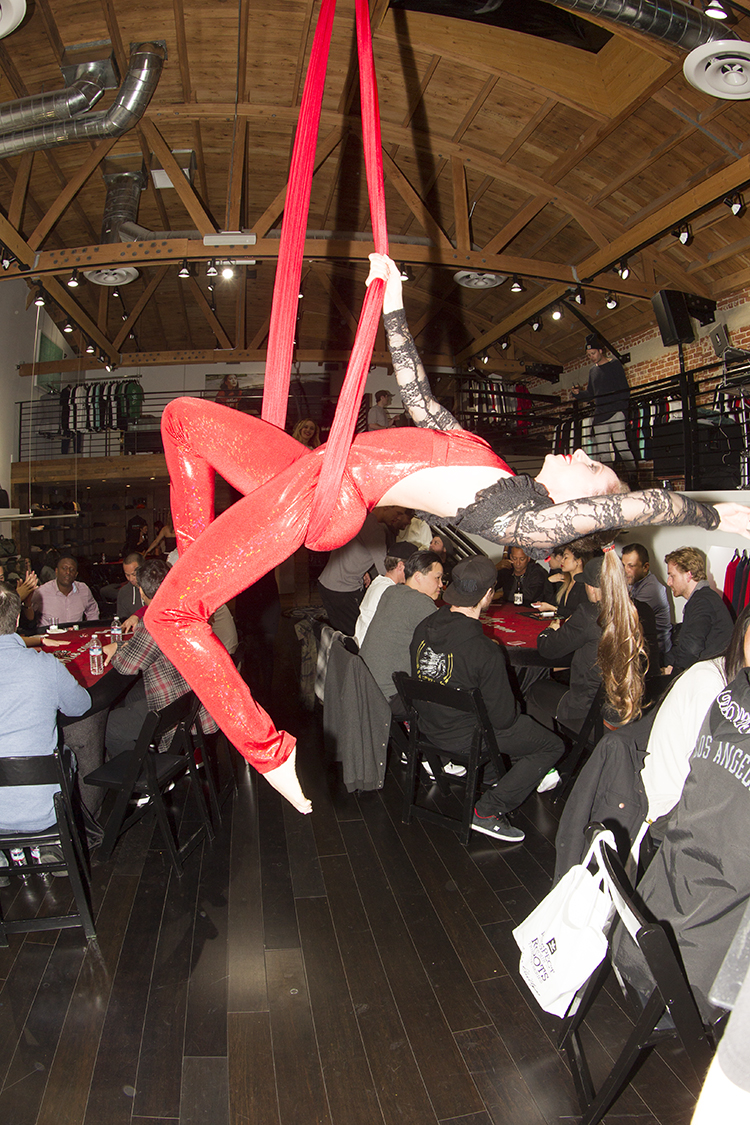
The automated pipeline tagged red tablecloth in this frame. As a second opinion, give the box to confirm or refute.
[46,625,110,688]
[480,603,551,648]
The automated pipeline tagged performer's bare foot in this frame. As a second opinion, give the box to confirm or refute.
[263,748,312,814]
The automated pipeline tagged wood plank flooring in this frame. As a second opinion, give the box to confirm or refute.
[0,616,705,1125]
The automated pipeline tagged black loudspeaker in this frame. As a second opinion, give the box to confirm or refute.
[652,290,696,347]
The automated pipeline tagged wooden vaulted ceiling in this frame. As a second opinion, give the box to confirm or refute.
[4,0,750,380]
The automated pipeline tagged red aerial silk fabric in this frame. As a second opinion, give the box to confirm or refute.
[261,0,388,544]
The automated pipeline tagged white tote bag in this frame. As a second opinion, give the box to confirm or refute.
[512,829,616,1018]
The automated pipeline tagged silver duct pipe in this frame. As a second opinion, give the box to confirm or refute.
[100,172,147,243]
[542,0,736,51]
[0,43,166,161]
[0,65,106,136]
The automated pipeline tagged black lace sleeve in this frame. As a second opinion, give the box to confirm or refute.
[453,478,720,559]
[383,308,461,431]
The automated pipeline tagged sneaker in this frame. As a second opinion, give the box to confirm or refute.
[422,760,467,779]
[536,768,561,794]
[39,845,68,878]
[471,810,525,843]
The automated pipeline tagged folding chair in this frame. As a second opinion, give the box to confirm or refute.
[0,743,96,947]
[85,691,215,876]
[393,671,507,845]
[557,824,716,1125]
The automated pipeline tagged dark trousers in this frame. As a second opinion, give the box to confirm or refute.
[475,714,562,818]
[317,581,363,636]
[526,678,590,734]
[105,679,148,758]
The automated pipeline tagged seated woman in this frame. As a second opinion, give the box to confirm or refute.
[527,552,647,733]
[534,541,597,619]
[145,254,750,814]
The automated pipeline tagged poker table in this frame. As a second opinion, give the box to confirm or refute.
[43,624,111,688]
[480,603,552,648]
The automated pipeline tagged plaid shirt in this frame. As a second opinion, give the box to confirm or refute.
[111,621,217,745]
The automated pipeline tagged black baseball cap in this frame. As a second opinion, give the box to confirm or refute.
[443,556,497,607]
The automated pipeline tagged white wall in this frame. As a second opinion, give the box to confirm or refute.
[0,280,39,493]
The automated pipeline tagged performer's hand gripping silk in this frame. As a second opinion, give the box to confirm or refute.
[146,255,750,814]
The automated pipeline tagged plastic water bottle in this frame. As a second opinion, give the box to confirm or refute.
[89,634,104,676]
[110,616,123,648]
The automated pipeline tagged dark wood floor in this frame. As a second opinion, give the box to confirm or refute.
[0,614,704,1125]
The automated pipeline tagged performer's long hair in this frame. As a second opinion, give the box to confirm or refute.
[598,545,647,724]
[567,530,647,725]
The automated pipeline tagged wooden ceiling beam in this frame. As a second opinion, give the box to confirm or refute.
[8,152,33,231]
[456,151,750,361]
[400,56,440,130]
[140,120,217,236]
[452,158,470,256]
[18,347,457,378]
[237,0,250,104]
[381,150,453,250]
[36,0,66,63]
[172,0,194,103]
[249,126,346,239]
[235,268,247,351]
[4,234,611,287]
[225,118,248,231]
[27,137,118,252]
[99,0,129,75]
[290,0,317,110]
[310,263,358,334]
[187,276,233,349]
[46,275,117,359]
[112,266,169,350]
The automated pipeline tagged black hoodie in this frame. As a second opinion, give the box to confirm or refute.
[410,604,518,749]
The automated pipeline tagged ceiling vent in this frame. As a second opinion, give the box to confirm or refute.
[683,39,750,99]
[0,0,25,40]
[454,270,506,289]
[83,266,140,287]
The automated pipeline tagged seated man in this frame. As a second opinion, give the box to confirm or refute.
[102,559,217,756]
[317,505,413,635]
[0,586,91,881]
[664,546,734,674]
[353,541,417,647]
[496,545,548,606]
[621,542,672,657]
[410,556,562,843]
[360,549,443,712]
[26,554,98,627]
[101,552,147,623]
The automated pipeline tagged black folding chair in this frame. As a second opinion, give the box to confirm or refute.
[393,671,507,845]
[557,824,716,1125]
[85,691,215,876]
[0,743,96,946]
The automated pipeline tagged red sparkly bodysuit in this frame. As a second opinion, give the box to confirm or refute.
[146,399,510,771]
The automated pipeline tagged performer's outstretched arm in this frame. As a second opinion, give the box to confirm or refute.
[367,253,461,431]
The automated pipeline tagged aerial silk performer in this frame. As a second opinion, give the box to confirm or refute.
[146,0,750,813]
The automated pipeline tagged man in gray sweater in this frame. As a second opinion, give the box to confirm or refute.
[360,550,443,712]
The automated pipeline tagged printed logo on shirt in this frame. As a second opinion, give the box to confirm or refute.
[415,641,452,684]
[716,687,750,736]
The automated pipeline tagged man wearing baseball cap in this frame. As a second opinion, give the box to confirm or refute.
[410,556,562,843]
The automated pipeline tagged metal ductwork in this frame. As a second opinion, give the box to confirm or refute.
[0,66,107,135]
[543,1,750,99]
[0,42,166,160]
[100,171,147,244]
[542,0,735,50]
